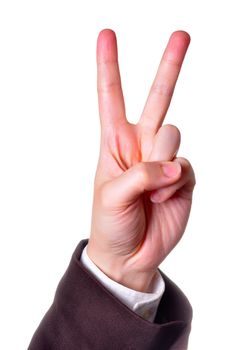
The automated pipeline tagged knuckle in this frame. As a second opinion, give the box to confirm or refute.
[192,171,197,187]
[97,80,121,94]
[177,156,191,168]
[151,82,173,98]
[163,57,182,69]
[164,123,181,137]
[177,157,196,187]
[136,162,150,190]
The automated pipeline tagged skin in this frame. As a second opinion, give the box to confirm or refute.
[87,29,196,293]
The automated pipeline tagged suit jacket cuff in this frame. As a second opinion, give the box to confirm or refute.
[28,239,193,350]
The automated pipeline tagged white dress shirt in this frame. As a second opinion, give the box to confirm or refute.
[80,244,165,322]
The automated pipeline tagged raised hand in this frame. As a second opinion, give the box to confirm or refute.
[87,29,196,292]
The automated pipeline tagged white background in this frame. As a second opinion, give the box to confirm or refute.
[0,0,231,349]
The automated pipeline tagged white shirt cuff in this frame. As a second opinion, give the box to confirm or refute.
[80,244,165,322]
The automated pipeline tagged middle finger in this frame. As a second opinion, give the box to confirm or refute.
[138,31,190,133]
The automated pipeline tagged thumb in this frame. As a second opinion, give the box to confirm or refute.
[102,161,182,207]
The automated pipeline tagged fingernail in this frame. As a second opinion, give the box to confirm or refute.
[161,162,181,178]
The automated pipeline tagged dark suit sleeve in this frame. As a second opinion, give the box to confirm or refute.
[28,239,192,350]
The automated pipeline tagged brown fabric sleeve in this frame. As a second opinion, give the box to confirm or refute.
[28,239,192,350]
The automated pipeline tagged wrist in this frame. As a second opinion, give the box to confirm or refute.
[113,269,158,293]
[87,243,157,293]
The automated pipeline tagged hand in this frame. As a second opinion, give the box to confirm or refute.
[87,29,196,292]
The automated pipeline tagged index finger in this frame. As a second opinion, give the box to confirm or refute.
[97,29,127,130]
[138,31,191,132]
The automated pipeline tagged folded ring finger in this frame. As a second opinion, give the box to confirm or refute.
[148,124,181,162]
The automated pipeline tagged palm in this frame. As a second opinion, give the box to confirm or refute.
[89,29,195,274]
